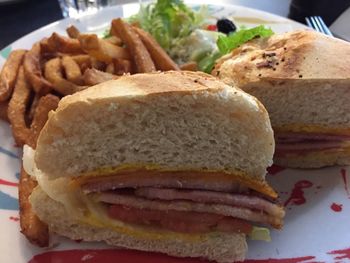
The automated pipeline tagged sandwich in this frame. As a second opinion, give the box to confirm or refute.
[213,30,350,168]
[23,71,284,263]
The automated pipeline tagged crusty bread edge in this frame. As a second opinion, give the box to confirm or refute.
[30,186,247,263]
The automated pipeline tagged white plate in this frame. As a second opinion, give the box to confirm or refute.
[1,2,349,263]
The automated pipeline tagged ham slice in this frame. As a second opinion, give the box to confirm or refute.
[79,171,278,198]
[277,132,350,143]
[81,174,246,194]
[96,192,283,228]
[135,187,284,217]
[275,132,350,156]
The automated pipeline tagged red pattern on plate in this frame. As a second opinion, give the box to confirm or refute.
[284,180,313,207]
[9,216,19,221]
[330,203,343,212]
[27,249,321,263]
[328,247,350,261]
[0,178,18,187]
[243,256,318,263]
[28,249,208,263]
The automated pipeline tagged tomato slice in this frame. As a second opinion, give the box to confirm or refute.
[206,24,217,31]
[108,204,252,234]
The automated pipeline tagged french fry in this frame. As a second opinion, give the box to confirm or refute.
[43,57,62,83]
[23,42,52,94]
[0,50,27,102]
[47,32,84,54]
[91,57,106,71]
[27,94,60,148]
[83,68,118,86]
[52,77,86,96]
[39,38,55,56]
[114,58,132,75]
[19,167,49,247]
[133,27,179,71]
[78,33,130,63]
[106,62,115,74]
[62,56,83,85]
[180,61,198,71]
[27,94,41,123]
[66,25,81,39]
[0,101,9,122]
[110,25,120,39]
[104,36,123,46]
[44,57,86,95]
[71,54,92,72]
[19,96,57,248]
[7,67,32,146]
[112,18,155,73]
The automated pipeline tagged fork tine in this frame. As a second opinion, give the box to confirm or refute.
[316,16,333,36]
[314,16,325,34]
[305,17,312,28]
[310,16,322,33]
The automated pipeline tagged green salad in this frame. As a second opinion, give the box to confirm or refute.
[130,0,273,72]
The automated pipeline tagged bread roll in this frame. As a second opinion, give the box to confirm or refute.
[213,30,350,168]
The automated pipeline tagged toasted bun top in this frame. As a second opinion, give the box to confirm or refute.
[213,30,350,86]
[60,71,228,106]
[34,71,274,180]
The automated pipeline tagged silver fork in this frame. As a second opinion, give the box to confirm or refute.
[305,16,333,36]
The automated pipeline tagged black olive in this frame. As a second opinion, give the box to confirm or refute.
[216,18,237,34]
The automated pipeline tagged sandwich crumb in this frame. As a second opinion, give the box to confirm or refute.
[299,74,303,78]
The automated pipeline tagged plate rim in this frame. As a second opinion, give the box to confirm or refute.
[0,1,308,54]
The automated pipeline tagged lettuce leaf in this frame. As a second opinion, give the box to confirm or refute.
[217,25,274,54]
[199,25,274,73]
[198,50,222,73]
[249,226,271,241]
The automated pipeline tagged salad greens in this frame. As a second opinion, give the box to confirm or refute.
[130,0,274,73]
[200,25,273,73]
[217,25,274,55]
[129,0,208,52]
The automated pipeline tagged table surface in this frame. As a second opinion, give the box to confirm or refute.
[0,0,348,50]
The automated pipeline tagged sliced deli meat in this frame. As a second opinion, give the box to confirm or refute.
[79,171,278,199]
[275,141,347,156]
[135,187,284,217]
[274,132,350,156]
[276,132,350,143]
[81,173,245,194]
[96,192,283,228]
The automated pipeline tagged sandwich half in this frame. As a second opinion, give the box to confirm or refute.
[213,30,350,168]
[24,71,284,263]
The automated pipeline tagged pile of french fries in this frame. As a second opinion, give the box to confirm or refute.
[0,18,187,247]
